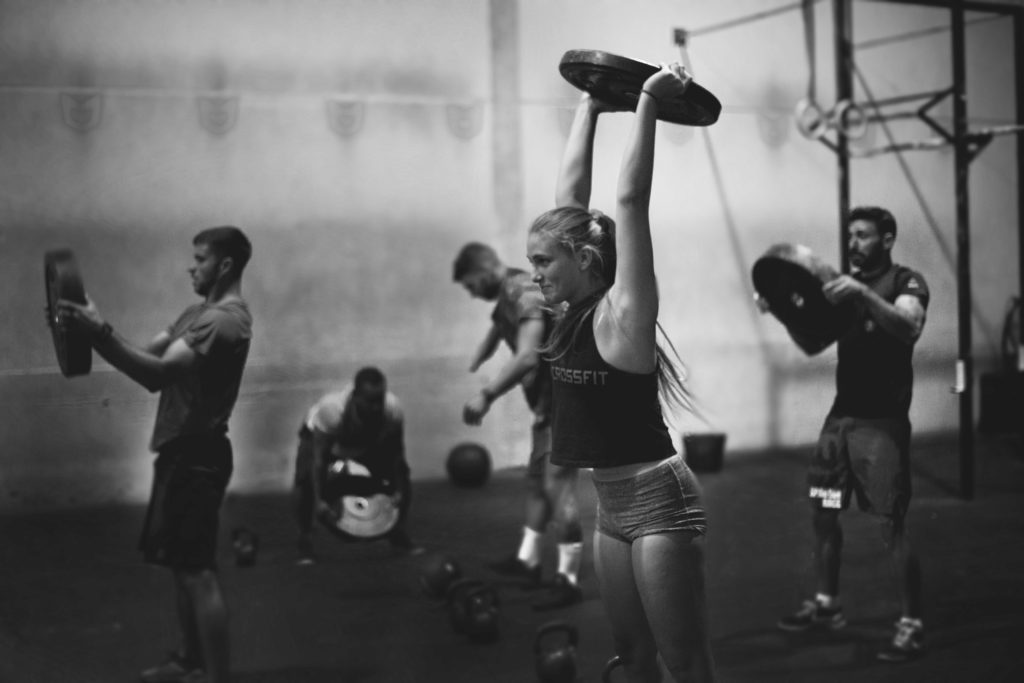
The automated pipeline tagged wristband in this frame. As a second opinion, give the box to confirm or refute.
[97,321,113,341]
[480,387,497,404]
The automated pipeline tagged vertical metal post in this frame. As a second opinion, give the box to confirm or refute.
[835,0,853,272]
[1017,10,1024,371]
[951,5,974,500]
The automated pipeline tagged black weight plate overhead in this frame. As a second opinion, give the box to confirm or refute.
[751,243,857,356]
[44,248,92,377]
[559,49,721,126]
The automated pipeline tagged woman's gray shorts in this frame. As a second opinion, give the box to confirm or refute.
[594,454,707,542]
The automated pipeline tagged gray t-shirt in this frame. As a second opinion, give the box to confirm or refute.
[150,298,253,451]
[490,268,552,416]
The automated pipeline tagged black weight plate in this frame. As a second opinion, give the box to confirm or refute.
[751,243,857,355]
[559,49,721,126]
[44,249,92,377]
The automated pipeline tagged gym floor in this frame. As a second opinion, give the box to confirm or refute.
[1,432,1022,683]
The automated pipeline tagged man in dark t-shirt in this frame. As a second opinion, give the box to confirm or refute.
[58,226,253,683]
[774,207,930,663]
[452,242,583,610]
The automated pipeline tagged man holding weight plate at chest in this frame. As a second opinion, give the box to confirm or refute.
[55,226,253,683]
[757,207,931,662]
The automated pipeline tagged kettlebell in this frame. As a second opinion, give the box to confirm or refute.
[446,578,485,634]
[602,655,624,682]
[534,620,578,683]
[462,584,500,643]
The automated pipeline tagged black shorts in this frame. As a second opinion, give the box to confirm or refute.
[808,415,910,517]
[140,432,233,571]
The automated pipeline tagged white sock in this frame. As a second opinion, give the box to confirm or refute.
[556,542,583,584]
[815,593,839,608]
[516,527,542,567]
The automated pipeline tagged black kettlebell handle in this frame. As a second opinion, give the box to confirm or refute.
[534,620,578,654]
[602,656,623,682]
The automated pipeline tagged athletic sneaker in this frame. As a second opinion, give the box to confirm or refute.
[877,617,925,662]
[139,652,203,683]
[531,573,583,611]
[486,555,542,586]
[777,598,847,632]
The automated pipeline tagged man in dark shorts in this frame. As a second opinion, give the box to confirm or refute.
[291,366,422,563]
[452,242,583,610]
[57,226,253,683]
[773,206,930,661]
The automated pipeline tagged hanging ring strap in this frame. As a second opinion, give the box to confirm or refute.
[795,0,828,139]
[802,0,816,104]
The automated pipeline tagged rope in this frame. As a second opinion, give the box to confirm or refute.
[675,41,773,353]
[855,14,1006,51]
[686,1,811,39]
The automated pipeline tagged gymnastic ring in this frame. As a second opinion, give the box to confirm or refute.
[794,97,829,140]
[832,98,869,140]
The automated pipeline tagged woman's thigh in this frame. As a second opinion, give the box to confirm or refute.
[633,533,711,669]
[594,531,657,649]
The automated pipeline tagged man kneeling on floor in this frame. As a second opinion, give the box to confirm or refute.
[291,366,423,563]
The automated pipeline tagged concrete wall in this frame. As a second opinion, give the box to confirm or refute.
[0,0,1017,511]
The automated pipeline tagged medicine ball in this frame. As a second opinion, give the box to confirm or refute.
[446,442,491,488]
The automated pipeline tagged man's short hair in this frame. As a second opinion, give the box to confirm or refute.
[849,206,897,238]
[194,226,252,277]
[354,366,386,390]
[452,242,498,281]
